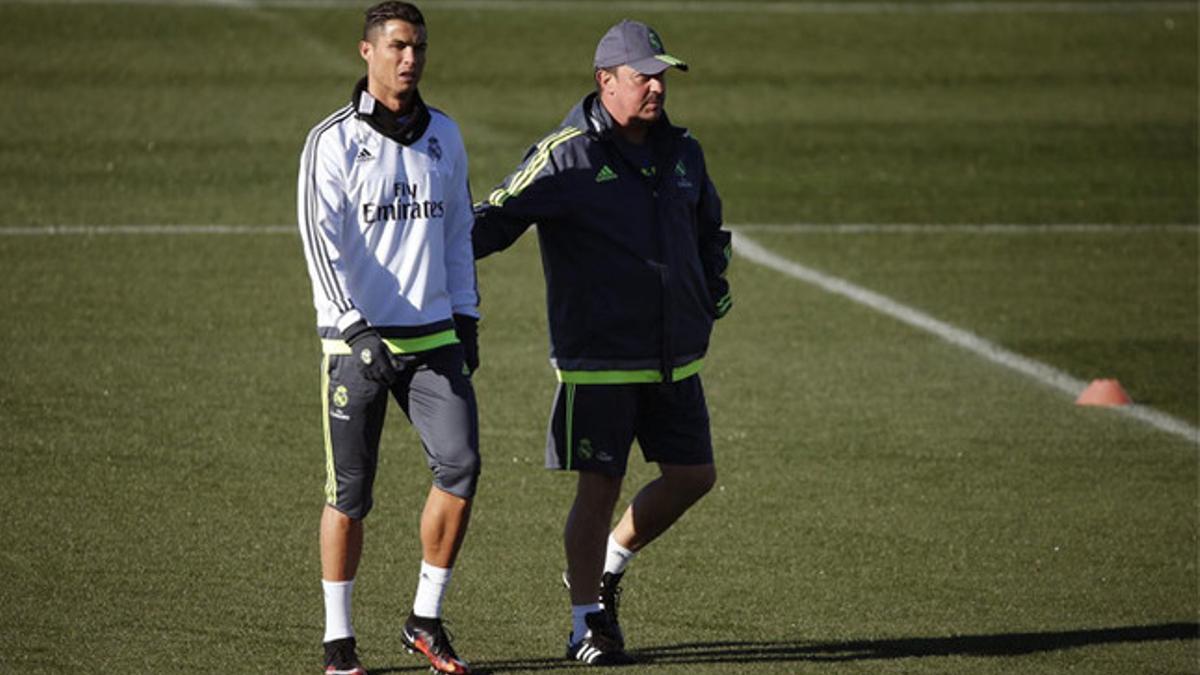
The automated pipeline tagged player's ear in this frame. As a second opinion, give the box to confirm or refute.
[595,68,612,92]
[359,39,372,63]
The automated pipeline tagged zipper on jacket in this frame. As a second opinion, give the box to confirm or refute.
[654,261,673,383]
[611,129,677,384]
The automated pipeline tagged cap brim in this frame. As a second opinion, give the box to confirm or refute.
[628,54,689,75]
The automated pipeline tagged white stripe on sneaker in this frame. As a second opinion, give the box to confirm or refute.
[581,645,600,663]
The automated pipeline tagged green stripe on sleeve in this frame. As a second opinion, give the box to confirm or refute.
[489,127,582,206]
[716,293,733,317]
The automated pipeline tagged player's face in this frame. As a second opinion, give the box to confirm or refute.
[360,19,427,111]
[599,64,667,128]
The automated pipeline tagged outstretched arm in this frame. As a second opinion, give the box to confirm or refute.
[472,127,579,259]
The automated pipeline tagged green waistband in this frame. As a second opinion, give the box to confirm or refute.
[555,358,704,384]
[322,329,459,355]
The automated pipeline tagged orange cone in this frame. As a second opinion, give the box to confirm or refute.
[1076,379,1133,407]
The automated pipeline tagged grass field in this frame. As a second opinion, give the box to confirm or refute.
[0,1,1197,673]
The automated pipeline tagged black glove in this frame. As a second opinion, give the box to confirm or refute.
[453,314,479,375]
[342,320,398,385]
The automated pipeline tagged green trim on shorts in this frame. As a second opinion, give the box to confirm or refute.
[321,354,336,505]
[555,358,704,384]
[322,329,459,356]
[565,383,576,470]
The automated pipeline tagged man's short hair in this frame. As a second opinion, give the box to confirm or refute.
[364,1,425,40]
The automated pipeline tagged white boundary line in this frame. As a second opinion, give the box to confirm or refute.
[0,225,295,235]
[732,230,1200,445]
[2,221,1196,443]
[736,223,1200,234]
[1,0,1195,12]
[2,223,1197,236]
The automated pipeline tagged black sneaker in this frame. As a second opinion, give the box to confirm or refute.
[323,637,367,675]
[401,613,471,674]
[565,611,635,666]
[599,571,625,648]
[561,566,628,648]
[562,570,627,649]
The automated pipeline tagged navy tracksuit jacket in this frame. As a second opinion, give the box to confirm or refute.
[473,92,732,384]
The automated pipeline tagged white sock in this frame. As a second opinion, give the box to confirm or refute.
[604,534,636,576]
[322,579,355,643]
[412,560,453,619]
[571,602,603,644]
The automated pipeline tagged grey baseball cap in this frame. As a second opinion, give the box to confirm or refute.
[593,19,688,75]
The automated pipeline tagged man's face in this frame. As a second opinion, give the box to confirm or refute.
[598,65,667,128]
[360,19,427,107]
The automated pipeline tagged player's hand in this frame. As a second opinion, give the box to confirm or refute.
[342,320,398,385]
[454,314,479,375]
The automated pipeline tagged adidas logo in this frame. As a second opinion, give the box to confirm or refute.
[594,165,617,183]
[355,146,374,162]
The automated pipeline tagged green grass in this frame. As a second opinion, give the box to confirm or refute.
[0,2,1196,673]
[744,228,1200,425]
[0,4,1195,225]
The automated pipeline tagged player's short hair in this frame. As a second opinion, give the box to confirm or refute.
[363,1,425,41]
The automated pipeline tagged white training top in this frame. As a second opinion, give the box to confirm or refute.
[297,94,478,336]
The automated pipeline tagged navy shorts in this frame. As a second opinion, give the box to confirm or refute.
[546,375,714,476]
[322,344,480,519]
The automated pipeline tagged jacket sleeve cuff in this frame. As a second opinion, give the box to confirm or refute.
[336,308,364,333]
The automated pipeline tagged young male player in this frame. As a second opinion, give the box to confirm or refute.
[297,3,478,673]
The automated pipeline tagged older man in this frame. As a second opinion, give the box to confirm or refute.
[473,19,732,666]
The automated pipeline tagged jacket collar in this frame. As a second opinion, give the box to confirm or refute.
[565,92,684,145]
[352,76,431,146]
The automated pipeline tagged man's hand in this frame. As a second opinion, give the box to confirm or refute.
[454,314,479,374]
[342,320,398,385]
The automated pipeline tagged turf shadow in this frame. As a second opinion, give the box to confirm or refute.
[370,622,1198,672]
[631,622,1200,665]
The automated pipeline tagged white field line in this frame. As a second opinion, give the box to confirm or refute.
[3,222,1196,444]
[1,0,1195,12]
[736,223,1200,234]
[241,4,360,71]
[0,224,295,235]
[732,230,1200,445]
[3,222,1196,236]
